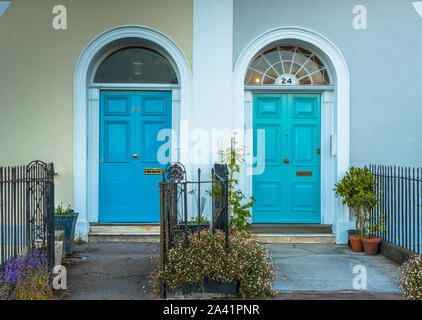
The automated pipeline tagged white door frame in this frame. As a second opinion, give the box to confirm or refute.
[74,25,191,236]
[234,27,352,243]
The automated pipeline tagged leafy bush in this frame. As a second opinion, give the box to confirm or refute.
[398,255,422,300]
[334,166,380,237]
[0,249,53,300]
[217,136,255,232]
[189,215,209,225]
[55,202,75,216]
[151,229,276,298]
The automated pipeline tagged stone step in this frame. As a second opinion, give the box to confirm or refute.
[248,223,332,234]
[89,224,160,243]
[88,223,335,244]
[88,232,335,244]
[88,232,160,243]
[89,223,160,233]
[255,233,336,244]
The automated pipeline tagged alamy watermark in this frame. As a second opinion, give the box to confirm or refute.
[352,264,367,290]
[52,265,67,290]
[52,5,67,30]
[353,5,367,30]
[155,122,267,176]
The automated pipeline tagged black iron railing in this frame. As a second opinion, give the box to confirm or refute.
[0,161,55,269]
[159,162,230,297]
[370,165,421,254]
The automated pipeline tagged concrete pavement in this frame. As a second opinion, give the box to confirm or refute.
[61,242,158,300]
[60,242,404,300]
[268,244,401,293]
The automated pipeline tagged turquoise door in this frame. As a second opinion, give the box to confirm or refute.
[99,91,171,222]
[253,94,321,223]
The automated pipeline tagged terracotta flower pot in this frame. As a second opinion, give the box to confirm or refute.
[349,235,363,252]
[362,237,381,255]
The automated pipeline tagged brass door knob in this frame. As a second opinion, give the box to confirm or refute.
[133,154,139,159]
[284,158,289,164]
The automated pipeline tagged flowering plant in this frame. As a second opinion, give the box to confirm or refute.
[398,254,422,300]
[0,249,53,300]
[151,229,276,298]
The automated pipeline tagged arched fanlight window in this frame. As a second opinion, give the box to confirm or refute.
[245,46,330,86]
[94,47,178,84]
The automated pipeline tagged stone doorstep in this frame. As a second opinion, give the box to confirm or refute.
[88,232,160,243]
[88,224,161,243]
[255,233,336,244]
[87,232,335,244]
[89,224,160,233]
[87,224,335,244]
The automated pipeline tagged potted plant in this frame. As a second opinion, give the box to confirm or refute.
[362,214,386,255]
[55,203,79,255]
[334,166,380,252]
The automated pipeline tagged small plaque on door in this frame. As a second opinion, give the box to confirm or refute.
[296,171,312,176]
[144,168,163,175]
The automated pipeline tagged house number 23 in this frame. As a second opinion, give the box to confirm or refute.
[131,106,140,112]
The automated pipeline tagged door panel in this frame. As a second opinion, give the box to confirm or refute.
[141,120,168,162]
[99,91,171,223]
[141,94,168,115]
[253,93,321,223]
[292,125,316,164]
[104,121,131,162]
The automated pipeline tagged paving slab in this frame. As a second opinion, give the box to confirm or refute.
[267,244,402,293]
[61,242,159,300]
[59,242,403,300]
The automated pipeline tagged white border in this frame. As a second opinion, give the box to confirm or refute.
[234,27,352,243]
[74,25,191,235]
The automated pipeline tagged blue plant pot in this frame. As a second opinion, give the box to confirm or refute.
[55,212,79,255]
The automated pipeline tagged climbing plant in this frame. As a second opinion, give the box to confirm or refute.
[217,136,255,232]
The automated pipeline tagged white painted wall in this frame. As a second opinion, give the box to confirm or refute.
[192,0,234,167]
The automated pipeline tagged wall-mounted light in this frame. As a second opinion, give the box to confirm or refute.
[133,61,143,76]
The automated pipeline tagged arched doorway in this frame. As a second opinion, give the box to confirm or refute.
[74,25,191,234]
[234,27,351,242]
[248,45,330,223]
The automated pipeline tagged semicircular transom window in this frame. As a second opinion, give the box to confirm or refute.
[94,47,178,84]
[245,46,330,86]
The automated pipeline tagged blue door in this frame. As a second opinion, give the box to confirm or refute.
[99,91,171,222]
[253,94,321,223]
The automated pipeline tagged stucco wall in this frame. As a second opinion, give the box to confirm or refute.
[234,0,422,167]
[0,0,192,206]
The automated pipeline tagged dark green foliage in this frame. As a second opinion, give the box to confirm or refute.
[334,166,380,237]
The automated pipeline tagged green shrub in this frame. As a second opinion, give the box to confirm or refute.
[398,254,422,300]
[151,229,276,298]
[334,166,380,237]
[55,203,75,216]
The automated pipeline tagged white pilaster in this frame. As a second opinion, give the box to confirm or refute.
[193,0,234,166]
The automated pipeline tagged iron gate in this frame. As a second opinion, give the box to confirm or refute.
[159,162,230,298]
[0,160,55,270]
